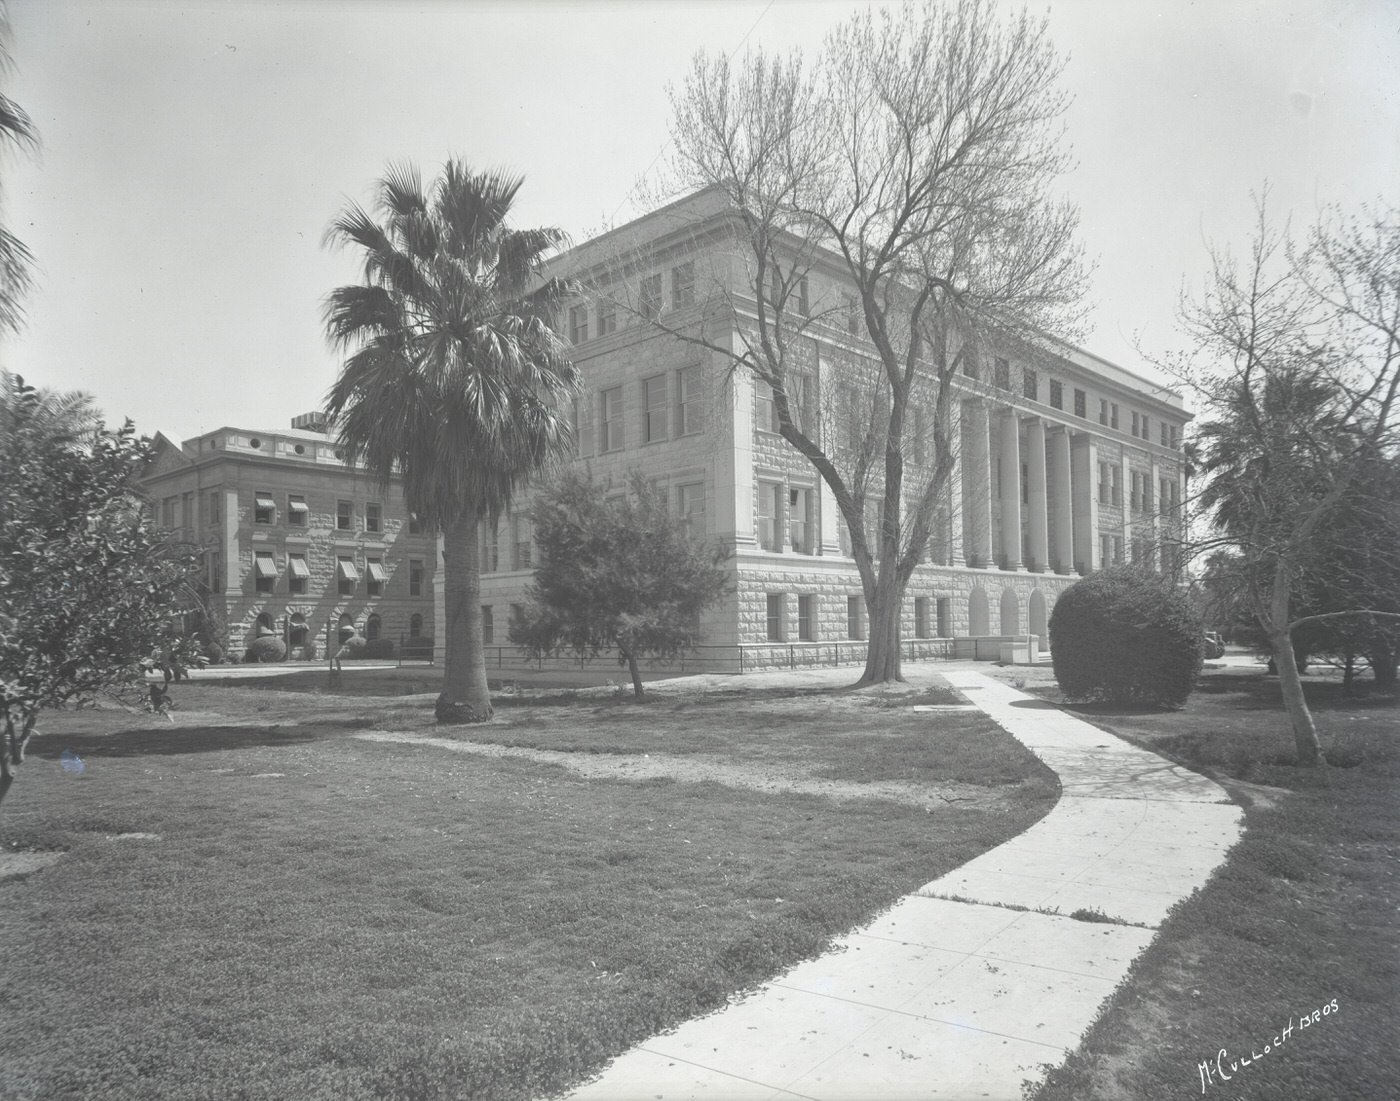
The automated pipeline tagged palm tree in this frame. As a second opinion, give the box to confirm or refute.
[0,1,37,334]
[322,162,579,723]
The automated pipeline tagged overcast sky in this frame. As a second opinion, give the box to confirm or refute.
[3,0,1397,441]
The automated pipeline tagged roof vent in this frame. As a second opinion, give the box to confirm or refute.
[291,411,329,433]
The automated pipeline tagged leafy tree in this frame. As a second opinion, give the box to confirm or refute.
[0,1,36,334]
[510,471,731,698]
[633,0,1087,685]
[323,162,580,723]
[1,373,200,807]
[1181,197,1400,764]
[1049,566,1204,708]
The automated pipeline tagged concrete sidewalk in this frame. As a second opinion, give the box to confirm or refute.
[563,669,1243,1101]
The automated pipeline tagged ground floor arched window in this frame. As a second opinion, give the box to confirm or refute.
[365,614,381,641]
[409,614,423,638]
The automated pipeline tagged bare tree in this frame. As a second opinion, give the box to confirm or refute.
[622,0,1089,683]
[1184,196,1400,765]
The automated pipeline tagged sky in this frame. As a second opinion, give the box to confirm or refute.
[2,0,1397,442]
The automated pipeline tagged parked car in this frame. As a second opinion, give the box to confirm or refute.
[1203,632,1225,659]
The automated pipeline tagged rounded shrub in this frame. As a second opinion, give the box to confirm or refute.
[203,642,225,666]
[337,635,367,660]
[1049,565,1203,708]
[363,638,396,660]
[299,641,318,662]
[245,636,287,664]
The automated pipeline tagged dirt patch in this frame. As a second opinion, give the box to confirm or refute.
[0,850,65,879]
[356,730,1001,810]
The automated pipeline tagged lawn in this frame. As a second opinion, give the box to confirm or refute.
[0,670,1057,1101]
[1008,659,1400,1101]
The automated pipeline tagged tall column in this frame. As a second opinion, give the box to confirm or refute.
[1120,449,1132,565]
[1148,456,1162,569]
[1071,434,1099,574]
[1050,428,1073,573]
[998,408,1023,570]
[1025,417,1048,572]
[945,401,964,566]
[962,400,993,568]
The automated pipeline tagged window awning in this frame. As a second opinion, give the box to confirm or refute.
[288,555,310,579]
[337,558,359,581]
[255,493,276,510]
[254,553,277,579]
[288,495,308,513]
[366,561,387,583]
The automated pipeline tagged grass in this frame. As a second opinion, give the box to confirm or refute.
[0,673,1056,1101]
[1012,661,1400,1101]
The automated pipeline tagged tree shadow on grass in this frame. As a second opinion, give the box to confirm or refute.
[30,722,352,760]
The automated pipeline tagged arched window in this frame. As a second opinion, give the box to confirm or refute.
[365,614,381,641]
[338,612,355,645]
[255,612,274,635]
[409,614,423,638]
[288,612,307,648]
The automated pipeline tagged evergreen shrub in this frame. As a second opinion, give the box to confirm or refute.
[363,638,396,659]
[402,636,435,659]
[1049,565,1203,708]
[245,636,287,664]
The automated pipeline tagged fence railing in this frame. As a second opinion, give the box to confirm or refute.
[467,637,957,677]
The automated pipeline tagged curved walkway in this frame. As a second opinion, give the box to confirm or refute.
[563,668,1243,1101]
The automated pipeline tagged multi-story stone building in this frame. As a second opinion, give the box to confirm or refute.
[143,415,438,657]
[479,190,1190,667]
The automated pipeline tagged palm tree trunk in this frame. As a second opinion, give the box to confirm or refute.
[1269,564,1323,766]
[436,513,493,724]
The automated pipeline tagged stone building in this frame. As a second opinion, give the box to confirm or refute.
[142,415,438,658]
[479,189,1190,667]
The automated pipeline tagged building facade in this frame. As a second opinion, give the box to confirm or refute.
[479,190,1190,667]
[143,416,438,658]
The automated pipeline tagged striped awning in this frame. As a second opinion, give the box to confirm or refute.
[366,561,387,583]
[337,558,359,581]
[254,552,277,579]
[288,555,310,580]
[254,493,276,510]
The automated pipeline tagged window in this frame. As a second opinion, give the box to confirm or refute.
[677,482,705,538]
[797,595,815,641]
[1160,422,1171,447]
[1074,388,1087,418]
[847,595,864,640]
[481,605,494,645]
[796,276,809,316]
[844,293,860,336]
[483,522,499,573]
[754,382,777,433]
[994,358,1010,390]
[766,594,785,641]
[409,613,423,638]
[1110,403,1119,430]
[365,613,381,641]
[366,558,386,596]
[643,375,668,443]
[677,365,703,435]
[1130,471,1141,511]
[161,497,177,529]
[568,304,589,344]
[288,552,309,595]
[600,386,625,452]
[1140,415,1149,441]
[1098,461,1111,505]
[409,559,423,596]
[573,395,594,457]
[597,298,616,336]
[1049,379,1063,410]
[788,372,812,433]
[209,492,221,526]
[513,515,532,570]
[757,481,783,551]
[254,550,277,593]
[337,556,359,595]
[288,494,309,527]
[289,614,307,647]
[408,513,423,535]
[672,262,695,308]
[1113,535,1124,564]
[1100,534,1112,567]
[1142,475,1153,514]
[1022,369,1038,401]
[936,597,952,638]
[915,597,931,638]
[337,500,353,531]
[254,492,275,525]
[1132,537,1146,564]
[1112,465,1122,506]
[789,487,814,554]
[365,503,382,534]
[509,603,524,632]
[1099,398,1110,426]
[639,273,662,320]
